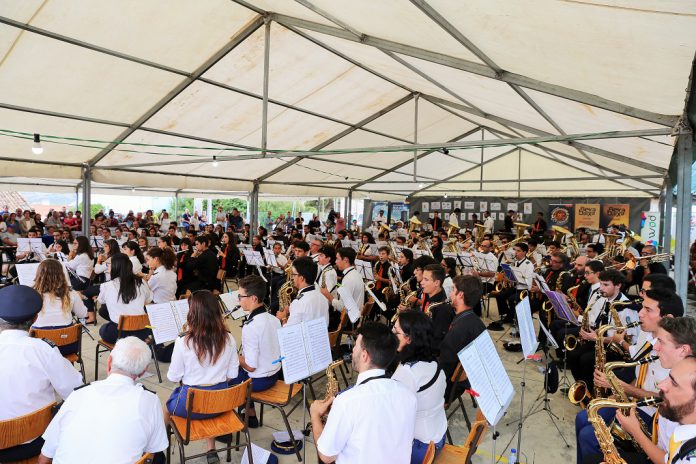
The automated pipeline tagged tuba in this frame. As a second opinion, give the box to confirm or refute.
[408,217,422,233]
[474,223,485,250]
[514,222,530,239]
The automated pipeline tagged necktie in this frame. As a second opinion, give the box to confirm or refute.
[668,433,682,464]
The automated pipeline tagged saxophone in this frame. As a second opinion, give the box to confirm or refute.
[567,304,593,407]
[565,298,591,352]
[588,397,662,464]
[605,355,657,448]
[278,263,296,310]
[595,320,641,398]
[391,276,416,324]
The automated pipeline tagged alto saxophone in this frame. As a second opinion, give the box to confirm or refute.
[588,397,662,464]
[595,320,641,398]
[278,264,296,311]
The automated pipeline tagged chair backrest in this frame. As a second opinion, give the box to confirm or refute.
[421,441,436,464]
[31,324,81,347]
[328,327,341,348]
[186,379,251,416]
[451,362,467,383]
[0,402,56,448]
[134,452,154,464]
[118,314,150,332]
[462,410,488,464]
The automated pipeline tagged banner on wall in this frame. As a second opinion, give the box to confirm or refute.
[574,204,600,230]
[390,203,410,223]
[548,204,574,229]
[371,202,389,221]
[640,211,661,246]
[601,204,630,228]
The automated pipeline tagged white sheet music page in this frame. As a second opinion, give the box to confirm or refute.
[476,332,514,421]
[515,297,539,358]
[173,299,189,328]
[277,323,311,384]
[304,318,332,375]
[16,263,40,286]
[219,292,239,312]
[458,341,501,425]
[337,285,360,323]
[240,443,271,464]
[146,303,179,344]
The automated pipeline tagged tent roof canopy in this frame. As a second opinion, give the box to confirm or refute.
[1,0,694,199]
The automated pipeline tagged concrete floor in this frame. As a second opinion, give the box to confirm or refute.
[73,284,587,464]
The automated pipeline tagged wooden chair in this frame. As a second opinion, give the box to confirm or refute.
[168,379,253,464]
[134,453,154,464]
[435,410,488,464]
[0,402,56,464]
[251,381,304,462]
[422,441,436,464]
[94,314,162,382]
[31,323,86,382]
[444,363,473,444]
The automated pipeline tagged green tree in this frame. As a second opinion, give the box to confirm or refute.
[78,202,107,218]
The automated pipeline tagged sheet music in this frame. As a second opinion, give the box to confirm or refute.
[219,291,239,311]
[146,302,180,344]
[277,323,311,384]
[368,244,379,255]
[173,299,189,327]
[348,240,360,251]
[354,259,374,281]
[240,443,271,464]
[16,262,40,286]
[263,248,278,267]
[537,317,559,349]
[458,331,514,425]
[305,318,333,374]
[543,290,579,325]
[500,264,518,283]
[340,239,351,248]
[17,238,45,253]
[90,236,105,248]
[515,297,539,358]
[337,285,360,323]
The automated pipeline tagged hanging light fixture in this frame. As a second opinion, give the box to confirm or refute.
[212,156,219,167]
[444,193,448,198]
[32,133,43,155]
[418,183,424,188]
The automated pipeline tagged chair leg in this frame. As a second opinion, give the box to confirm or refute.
[166,427,171,464]
[226,435,232,463]
[259,403,264,427]
[94,344,100,380]
[78,358,86,383]
[446,427,453,445]
[150,344,163,383]
[458,396,472,431]
[278,407,302,462]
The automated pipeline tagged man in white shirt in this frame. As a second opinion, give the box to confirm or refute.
[38,337,168,464]
[309,237,323,262]
[278,257,329,327]
[0,285,83,462]
[490,242,534,331]
[321,247,365,321]
[447,208,460,229]
[316,246,340,330]
[473,239,498,294]
[268,242,289,314]
[311,322,417,464]
[374,210,387,227]
[483,210,494,234]
[657,356,696,464]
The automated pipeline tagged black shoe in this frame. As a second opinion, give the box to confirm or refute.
[503,341,522,352]
[206,450,220,464]
[247,415,259,428]
[487,321,504,331]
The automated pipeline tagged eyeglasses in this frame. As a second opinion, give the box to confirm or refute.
[238,294,252,299]
[291,273,299,277]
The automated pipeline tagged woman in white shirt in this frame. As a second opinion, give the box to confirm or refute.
[121,240,145,275]
[65,235,94,291]
[159,211,171,234]
[144,247,177,303]
[165,290,240,460]
[93,239,120,282]
[97,253,152,344]
[441,257,457,295]
[391,310,448,464]
[32,259,88,355]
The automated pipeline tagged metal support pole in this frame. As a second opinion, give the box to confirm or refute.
[81,166,91,237]
[347,190,353,223]
[479,129,484,191]
[250,181,260,234]
[174,191,179,222]
[517,148,522,199]
[413,92,420,182]
[663,177,673,253]
[261,16,271,158]
[75,186,79,211]
[674,124,693,303]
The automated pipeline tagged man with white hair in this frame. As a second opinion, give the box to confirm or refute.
[39,337,168,464]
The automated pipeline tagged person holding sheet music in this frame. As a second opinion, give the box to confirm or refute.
[278,256,329,328]
[321,247,365,319]
[420,264,455,354]
[65,235,94,291]
[234,275,282,428]
[489,242,534,331]
[97,254,153,344]
[392,311,448,464]
[164,291,240,460]
[31,259,88,356]
[311,322,417,464]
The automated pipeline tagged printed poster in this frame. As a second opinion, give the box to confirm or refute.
[498,212,506,220]
[441,202,452,211]
[523,203,533,215]
[429,213,434,219]
[640,211,660,246]
[465,201,475,210]
[507,203,518,212]
[421,202,429,213]
[431,202,441,211]
[490,202,501,212]
[548,204,574,229]
[479,201,487,211]
[601,204,630,228]
[574,204,600,230]
[453,201,462,210]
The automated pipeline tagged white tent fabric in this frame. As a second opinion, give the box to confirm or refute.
[0,0,694,200]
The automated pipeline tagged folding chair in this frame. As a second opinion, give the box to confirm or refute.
[444,363,473,445]
[94,314,162,382]
[0,402,56,464]
[31,323,86,382]
[134,453,154,464]
[251,381,304,461]
[168,379,253,464]
[422,441,436,464]
[435,410,488,464]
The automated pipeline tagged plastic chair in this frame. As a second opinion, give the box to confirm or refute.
[421,441,436,464]
[435,410,488,464]
[168,379,253,464]
[0,402,56,464]
[31,323,86,382]
[251,381,304,461]
[444,363,473,444]
[94,314,162,382]
[134,453,154,464]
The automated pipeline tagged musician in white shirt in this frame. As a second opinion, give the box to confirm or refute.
[656,357,696,464]
[490,242,534,330]
[120,241,145,276]
[280,257,329,327]
[65,236,94,291]
[483,211,494,234]
[316,246,338,294]
[143,247,177,304]
[93,239,119,282]
[321,247,365,317]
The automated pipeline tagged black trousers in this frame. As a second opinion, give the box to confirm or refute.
[494,287,519,320]
[550,319,580,358]
[0,436,43,462]
[98,305,151,345]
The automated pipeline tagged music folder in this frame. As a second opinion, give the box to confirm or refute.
[543,290,579,325]
[146,299,190,344]
[458,331,514,425]
[276,318,333,384]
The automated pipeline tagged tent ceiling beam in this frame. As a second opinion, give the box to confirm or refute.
[350,126,482,189]
[424,95,669,174]
[256,93,414,181]
[412,188,658,194]
[86,15,266,167]
[94,166,250,183]
[266,174,661,185]
[0,156,82,168]
[256,11,679,127]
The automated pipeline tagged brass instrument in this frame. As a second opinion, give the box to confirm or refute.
[278,263,296,310]
[564,289,589,352]
[474,223,485,250]
[620,230,641,254]
[514,222,530,239]
[587,397,662,464]
[446,222,459,238]
[552,225,572,243]
[597,233,621,262]
[605,355,658,447]
[392,276,417,323]
[382,265,398,300]
[608,299,642,354]
[408,217,422,233]
[595,320,640,398]
[379,222,391,237]
[308,360,345,431]
[638,252,672,264]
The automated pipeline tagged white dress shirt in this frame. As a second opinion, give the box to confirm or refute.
[167,333,239,386]
[287,285,329,327]
[483,216,494,234]
[0,330,82,422]
[41,373,168,464]
[241,310,281,379]
[447,212,459,228]
[129,255,143,275]
[392,361,447,443]
[657,415,679,458]
[316,264,338,293]
[66,252,93,279]
[474,251,499,284]
[33,291,88,327]
[669,424,696,463]
[442,276,454,299]
[147,266,177,304]
[317,368,416,464]
[329,266,365,314]
[97,278,152,322]
[512,258,535,290]
[93,256,112,281]
[636,350,669,416]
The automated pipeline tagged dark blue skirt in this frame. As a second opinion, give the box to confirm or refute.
[166,381,230,419]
